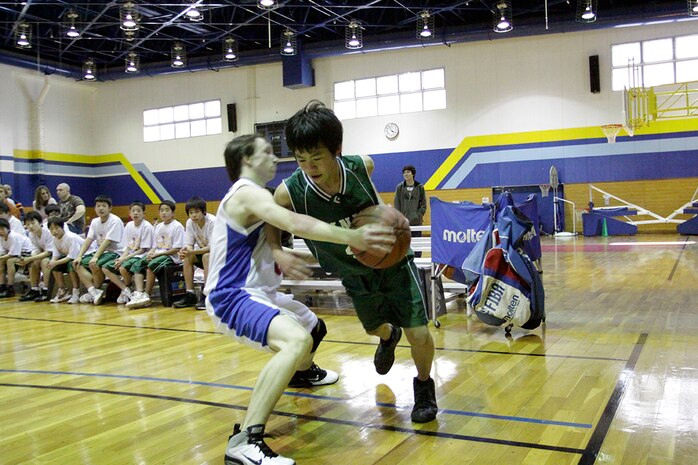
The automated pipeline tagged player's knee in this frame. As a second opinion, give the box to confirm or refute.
[310,318,327,353]
[404,325,432,347]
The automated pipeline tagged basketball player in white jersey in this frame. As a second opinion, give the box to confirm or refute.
[205,134,395,465]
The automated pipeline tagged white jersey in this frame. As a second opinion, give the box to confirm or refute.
[184,213,216,249]
[122,220,155,258]
[87,214,125,253]
[28,226,55,254]
[152,220,185,264]
[52,230,87,260]
[205,179,282,296]
[0,231,34,256]
[9,216,25,236]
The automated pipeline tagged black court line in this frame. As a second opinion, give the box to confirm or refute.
[577,332,647,465]
[0,314,625,362]
[667,237,690,281]
[0,382,585,455]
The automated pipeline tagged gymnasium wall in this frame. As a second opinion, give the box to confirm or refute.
[1,20,697,234]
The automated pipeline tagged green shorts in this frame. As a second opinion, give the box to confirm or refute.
[123,256,148,274]
[341,256,428,332]
[146,255,175,273]
[80,252,120,268]
[52,256,76,273]
[190,253,205,268]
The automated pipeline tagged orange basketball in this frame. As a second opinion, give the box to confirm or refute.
[350,205,411,269]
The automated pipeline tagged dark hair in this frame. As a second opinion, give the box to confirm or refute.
[44,204,61,216]
[285,100,343,157]
[224,134,261,183]
[47,216,65,229]
[24,211,43,224]
[185,196,207,215]
[0,203,8,214]
[94,195,112,207]
[402,165,416,177]
[0,218,9,230]
[34,185,53,209]
[129,201,145,211]
[160,200,176,212]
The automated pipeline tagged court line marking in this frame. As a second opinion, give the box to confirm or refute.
[0,368,593,429]
[0,382,586,455]
[577,332,647,465]
[0,315,627,362]
[667,237,690,281]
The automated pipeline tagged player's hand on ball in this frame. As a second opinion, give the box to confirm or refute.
[351,224,395,254]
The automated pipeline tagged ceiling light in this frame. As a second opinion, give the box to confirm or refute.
[64,10,81,38]
[493,2,513,33]
[171,42,186,68]
[120,1,140,31]
[223,36,239,62]
[257,0,276,10]
[345,20,363,50]
[690,0,698,16]
[416,10,434,39]
[125,52,139,73]
[83,58,96,81]
[577,0,597,23]
[185,3,203,22]
[15,22,31,48]
[280,29,296,56]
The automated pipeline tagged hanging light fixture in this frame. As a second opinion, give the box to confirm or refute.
[120,1,140,31]
[185,2,203,22]
[64,10,81,38]
[416,10,434,39]
[124,29,138,41]
[14,22,31,49]
[222,36,239,62]
[171,42,186,68]
[280,29,296,56]
[257,0,277,10]
[83,58,97,81]
[345,20,363,50]
[125,52,140,73]
[688,0,698,16]
[577,0,597,23]
[493,2,513,33]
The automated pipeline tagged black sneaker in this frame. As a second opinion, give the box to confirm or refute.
[195,294,206,311]
[19,289,40,302]
[288,363,339,388]
[411,377,438,423]
[0,288,16,298]
[373,325,402,375]
[224,424,295,465]
[172,291,198,308]
[34,290,49,302]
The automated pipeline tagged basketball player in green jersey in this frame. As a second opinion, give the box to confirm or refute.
[271,100,438,423]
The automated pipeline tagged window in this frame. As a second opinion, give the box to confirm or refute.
[611,34,698,91]
[333,68,446,120]
[143,99,222,142]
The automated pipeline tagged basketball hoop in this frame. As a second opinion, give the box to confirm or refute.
[539,184,551,197]
[601,124,622,144]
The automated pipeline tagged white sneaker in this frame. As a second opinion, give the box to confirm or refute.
[92,289,105,305]
[68,290,81,304]
[58,289,73,302]
[79,292,94,304]
[50,288,68,303]
[116,288,132,304]
[126,292,151,309]
[225,425,294,465]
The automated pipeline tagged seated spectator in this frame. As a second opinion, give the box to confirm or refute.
[17,212,54,302]
[0,203,25,235]
[3,184,24,221]
[56,183,86,235]
[46,217,86,304]
[0,218,34,298]
[33,185,57,221]
[0,185,21,220]
[173,196,215,310]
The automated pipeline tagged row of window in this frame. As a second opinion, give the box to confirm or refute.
[143,100,222,142]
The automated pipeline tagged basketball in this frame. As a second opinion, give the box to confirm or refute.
[350,205,411,269]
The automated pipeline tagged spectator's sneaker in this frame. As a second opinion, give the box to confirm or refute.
[195,294,207,311]
[373,325,402,375]
[67,290,81,304]
[288,363,339,388]
[411,377,438,423]
[172,291,198,308]
[92,289,105,306]
[224,424,295,465]
[34,290,49,302]
[19,289,40,302]
[50,288,69,303]
[116,288,132,304]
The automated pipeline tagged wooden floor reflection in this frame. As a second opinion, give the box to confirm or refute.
[1,234,697,464]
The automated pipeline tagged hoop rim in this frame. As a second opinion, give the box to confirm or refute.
[601,124,623,128]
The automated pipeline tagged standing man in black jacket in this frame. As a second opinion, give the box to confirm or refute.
[394,165,427,256]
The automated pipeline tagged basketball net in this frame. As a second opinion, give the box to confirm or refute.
[601,124,622,144]
[539,184,551,197]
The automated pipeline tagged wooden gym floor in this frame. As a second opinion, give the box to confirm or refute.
[1,233,696,464]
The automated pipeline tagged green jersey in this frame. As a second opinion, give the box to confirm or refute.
[283,155,380,276]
